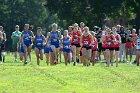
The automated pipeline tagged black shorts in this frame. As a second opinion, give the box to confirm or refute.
[12,44,18,52]
[106,48,114,51]
[92,50,97,53]
[102,48,106,51]
[82,46,91,50]
[71,43,81,47]
[114,47,119,51]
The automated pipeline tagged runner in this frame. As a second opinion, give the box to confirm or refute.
[11,25,22,62]
[80,27,93,66]
[34,27,46,65]
[113,27,121,67]
[105,28,115,67]
[91,31,98,66]
[71,23,82,66]
[62,30,71,65]
[49,23,61,64]
[17,42,24,62]
[44,32,51,65]
[20,24,34,65]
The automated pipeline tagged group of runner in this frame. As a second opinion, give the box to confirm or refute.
[9,23,140,67]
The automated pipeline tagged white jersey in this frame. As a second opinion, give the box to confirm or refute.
[136,37,140,49]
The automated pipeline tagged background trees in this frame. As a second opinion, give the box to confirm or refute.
[0,0,140,50]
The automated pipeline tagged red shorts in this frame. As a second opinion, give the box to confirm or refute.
[126,42,133,48]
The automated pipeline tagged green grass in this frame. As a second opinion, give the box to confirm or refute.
[0,53,140,93]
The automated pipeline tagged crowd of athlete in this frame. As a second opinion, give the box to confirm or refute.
[4,22,140,67]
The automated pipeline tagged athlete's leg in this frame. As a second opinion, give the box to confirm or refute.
[46,53,50,65]
[71,45,76,65]
[35,48,40,65]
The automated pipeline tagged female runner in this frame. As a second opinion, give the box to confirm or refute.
[90,31,98,66]
[80,27,93,66]
[62,30,71,65]
[34,27,46,65]
[71,23,82,66]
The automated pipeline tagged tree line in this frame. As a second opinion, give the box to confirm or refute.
[0,0,140,50]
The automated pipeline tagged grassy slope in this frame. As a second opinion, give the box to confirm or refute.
[0,54,140,93]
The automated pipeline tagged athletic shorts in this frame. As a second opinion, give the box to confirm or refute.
[24,42,32,48]
[50,42,60,48]
[106,48,114,51]
[71,43,81,47]
[92,49,97,53]
[63,48,71,53]
[35,46,43,51]
[12,44,18,52]
[82,46,91,50]
[114,47,119,51]
[126,42,133,48]
[44,47,52,53]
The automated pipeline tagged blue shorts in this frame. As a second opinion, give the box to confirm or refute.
[24,42,32,48]
[50,42,60,48]
[63,48,71,53]
[44,47,52,53]
[36,46,43,51]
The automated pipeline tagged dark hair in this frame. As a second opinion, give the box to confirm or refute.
[120,26,124,31]
[29,25,34,30]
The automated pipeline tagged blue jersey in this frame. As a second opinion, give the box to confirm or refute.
[35,34,43,49]
[63,37,71,49]
[23,31,32,46]
[50,31,59,44]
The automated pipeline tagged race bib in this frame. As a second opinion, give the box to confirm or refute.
[64,46,69,49]
[91,44,95,48]
[53,38,57,41]
[84,41,89,45]
[74,38,78,42]
[107,42,111,45]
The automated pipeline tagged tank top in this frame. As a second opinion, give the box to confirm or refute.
[63,37,71,49]
[105,35,114,48]
[35,35,43,47]
[50,31,59,44]
[82,35,91,47]
[23,31,32,44]
[71,31,81,44]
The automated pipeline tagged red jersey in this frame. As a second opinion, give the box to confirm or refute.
[91,37,97,50]
[105,35,115,48]
[71,31,81,44]
[114,34,120,48]
[82,35,92,47]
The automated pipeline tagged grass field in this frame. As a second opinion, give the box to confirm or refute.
[0,53,140,93]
